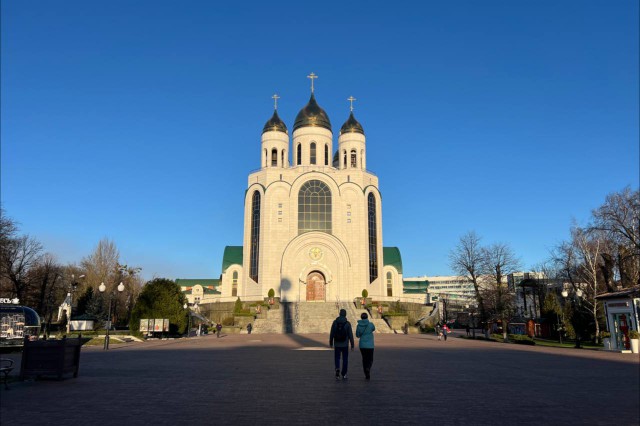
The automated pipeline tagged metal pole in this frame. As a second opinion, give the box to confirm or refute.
[104,295,112,350]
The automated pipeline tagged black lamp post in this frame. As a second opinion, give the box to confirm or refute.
[66,274,85,334]
[562,288,583,349]
[99,281,124,350]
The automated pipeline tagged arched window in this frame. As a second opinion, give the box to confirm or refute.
[297,144,302,165]
[324,144,329,166]
[264,149,268,167]
[310,142,316,165]
[386,272,393,296]
[350,150,357,168]
[360,149,364,169]
[250,191,261,283]
[271,149,278,167]
[343,151,347,169]
[368,192,378,283]
[298,180,332,234]
[281,150,285,167]
[232,271,238,297]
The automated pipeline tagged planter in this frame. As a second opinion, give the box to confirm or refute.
[631,339,639,354]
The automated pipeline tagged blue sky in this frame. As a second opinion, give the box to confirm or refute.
[2,1,638,280]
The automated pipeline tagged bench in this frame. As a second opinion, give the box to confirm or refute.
[0,358,14,389]
[20,336,84,381]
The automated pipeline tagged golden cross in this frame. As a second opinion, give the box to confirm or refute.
[272,94,280,110]
[307,72,318,93]
[347,96,356,112]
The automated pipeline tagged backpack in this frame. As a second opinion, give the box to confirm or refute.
[334,321,348,342]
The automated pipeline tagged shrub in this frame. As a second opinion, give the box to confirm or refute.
[234,297,243,313]
[630,330,639,339]
[268,288,275,298]
[601,331,611,338]
[362,289,368,298]
[221,316,235,326]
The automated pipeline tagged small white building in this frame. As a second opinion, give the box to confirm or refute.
[596,286,640,351]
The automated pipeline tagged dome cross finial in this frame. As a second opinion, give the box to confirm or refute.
[307,72,318,93]
[347,96,356,112]
[272,93,280,110]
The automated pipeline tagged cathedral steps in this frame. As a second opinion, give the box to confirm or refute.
[251,302,393,334]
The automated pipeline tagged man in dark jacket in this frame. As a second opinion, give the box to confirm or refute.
[329,309,354,380]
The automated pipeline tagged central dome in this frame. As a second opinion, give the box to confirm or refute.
[293,93,332,132]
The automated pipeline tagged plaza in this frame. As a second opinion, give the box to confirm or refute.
[1,331,638,425]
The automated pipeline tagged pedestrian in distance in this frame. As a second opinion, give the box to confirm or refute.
[442,323,450,341]
[436,323,442,341]
[329,309,354,380]
[356,312,376,380]
[247,323,252,334]
[216,323,222,338]
[466,324,470,337]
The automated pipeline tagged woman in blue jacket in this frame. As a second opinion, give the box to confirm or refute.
[356,312,376,380]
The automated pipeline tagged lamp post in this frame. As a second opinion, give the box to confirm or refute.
[562,288,583,349]
[66,274,85,335]
[99,281,124,350]
[184,302,191,337]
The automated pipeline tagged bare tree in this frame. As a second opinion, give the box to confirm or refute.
[0,234,43,301]
[481,243,521,342]
[571,227,605,342]
[591,187,640,287]
[81,238,120,292]
[449,231,488,330]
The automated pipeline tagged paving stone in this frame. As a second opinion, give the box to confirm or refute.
[1,332,638,425]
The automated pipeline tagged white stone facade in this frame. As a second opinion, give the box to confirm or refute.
[216,92,402,303]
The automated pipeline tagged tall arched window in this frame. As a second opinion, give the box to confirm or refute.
[250,191,261,283]
[271,149,278,167]
[232,271,238,297]
[343,151,347,169]
[264,149,268,167]
[310,142,316,165]
[386,272,393,296]
[350,150,357,168]
[368,192,378,283]
[297,144,302,165]
[298,180,332,234]
[281,150,285,167]
[324,144,329,166]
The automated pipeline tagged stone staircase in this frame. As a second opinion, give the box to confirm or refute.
[251,301,393,334]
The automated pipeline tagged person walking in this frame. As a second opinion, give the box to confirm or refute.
[329,309,354,380]
[436,323,442,341]
[216,323,222,338]
[356,312,376,380]
[466,324,470,337]
[442,323,450,341]
[247,323,253,334]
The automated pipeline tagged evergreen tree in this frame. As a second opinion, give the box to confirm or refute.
[129,278,187,335]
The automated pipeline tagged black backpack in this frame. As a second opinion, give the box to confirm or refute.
[335,321,348,342]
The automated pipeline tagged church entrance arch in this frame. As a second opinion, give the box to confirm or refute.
[306,271,326,301]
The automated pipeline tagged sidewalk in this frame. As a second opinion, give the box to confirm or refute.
[1,333,638,425]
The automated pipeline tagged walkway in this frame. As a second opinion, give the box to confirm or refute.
[1,332,638,425]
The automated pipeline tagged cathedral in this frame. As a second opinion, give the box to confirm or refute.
[181,75,404,305]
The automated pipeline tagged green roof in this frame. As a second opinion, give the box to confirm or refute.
[176,279,220,287]
[403,279,429,294]
[178,278,221,295]
[222,246,243,272]
[383,247,403,274]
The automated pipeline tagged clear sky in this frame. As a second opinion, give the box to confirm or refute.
[1,1,638,280]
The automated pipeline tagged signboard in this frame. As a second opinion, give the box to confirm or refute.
[163,319,169,332]
[154,319,163,332]
[148,319,155,333]
[140,319,149,332]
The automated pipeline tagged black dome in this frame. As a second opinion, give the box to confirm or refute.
[339,112,364,135]
[262,110,288,134]
[293,93,332,132]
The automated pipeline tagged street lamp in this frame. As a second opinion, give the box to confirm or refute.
[562,288,583,349]
[66,274,85,335]
[184,302,191,337]
[99,281,124,350]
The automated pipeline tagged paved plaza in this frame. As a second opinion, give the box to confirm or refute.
[1,331,639,425]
